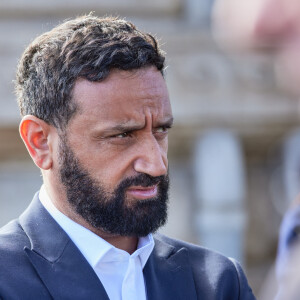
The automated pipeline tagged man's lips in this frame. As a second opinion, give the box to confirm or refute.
[126,185,158,199]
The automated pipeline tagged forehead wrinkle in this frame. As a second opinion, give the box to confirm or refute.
[143,107,157,129]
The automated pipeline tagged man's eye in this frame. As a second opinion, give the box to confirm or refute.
[154,126,169,133]
[113,132,130,138]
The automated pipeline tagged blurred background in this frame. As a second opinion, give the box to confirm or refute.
[1,0,300,295]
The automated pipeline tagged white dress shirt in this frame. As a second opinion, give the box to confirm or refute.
[39,185,154,300]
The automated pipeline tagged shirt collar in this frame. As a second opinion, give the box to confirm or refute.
[39,185,154,268]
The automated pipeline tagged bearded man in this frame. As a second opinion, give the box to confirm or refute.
[0,15,255,299]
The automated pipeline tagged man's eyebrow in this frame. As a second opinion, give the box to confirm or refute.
[105,122,145,133]
[155,117,174,128]
[102,117,174,133]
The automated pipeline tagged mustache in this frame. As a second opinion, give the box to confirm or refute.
[117,174,168,191]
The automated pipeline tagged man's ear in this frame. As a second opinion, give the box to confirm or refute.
[19,115,54,170]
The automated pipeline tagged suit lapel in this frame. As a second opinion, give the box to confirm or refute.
[144,235,197,300]
[19,194,109,300]
[18,194,197,300]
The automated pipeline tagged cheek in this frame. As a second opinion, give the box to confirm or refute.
[73,135,170,186]
[84,147,135,186]
[161,140,169,166]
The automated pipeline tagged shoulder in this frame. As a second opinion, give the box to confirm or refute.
[0,219,34,293]
[154,232,230,260]
[0,219,31,274]
[0,218,30,252]
[0,218,55,299]
[154,233,256,300]
[154,233,236,270]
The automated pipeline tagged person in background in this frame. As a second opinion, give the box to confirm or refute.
[213,0,300,96]
[213,0,300,298]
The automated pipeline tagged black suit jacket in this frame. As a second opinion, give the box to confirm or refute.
[0,193,256,299]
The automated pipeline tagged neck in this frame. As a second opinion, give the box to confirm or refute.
[99,234,139,254]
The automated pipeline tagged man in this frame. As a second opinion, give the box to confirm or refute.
[0,15,255,299]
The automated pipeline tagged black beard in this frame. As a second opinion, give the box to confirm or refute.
[58,136,169,237]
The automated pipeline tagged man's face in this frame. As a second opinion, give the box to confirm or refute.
[57,67,173,236]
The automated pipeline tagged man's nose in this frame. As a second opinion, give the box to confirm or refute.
[133,136,168,177]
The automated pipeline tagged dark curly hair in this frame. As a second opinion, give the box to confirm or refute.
[15,15,166,129]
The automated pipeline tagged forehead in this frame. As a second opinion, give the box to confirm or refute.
[71,67,172,126]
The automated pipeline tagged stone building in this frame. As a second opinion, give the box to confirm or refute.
[0,0,299,295]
